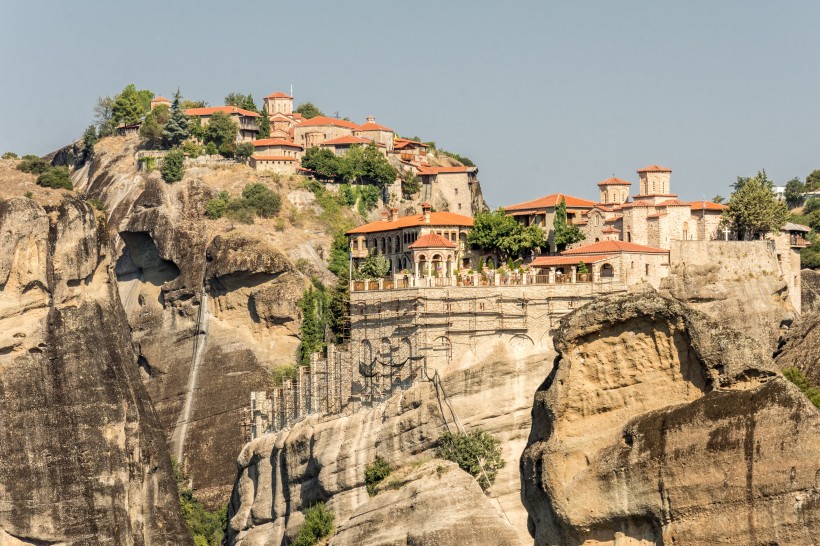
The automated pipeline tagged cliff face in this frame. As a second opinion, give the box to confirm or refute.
[774,311,820,383]
[521,292,820,545]
[224,343,547,545]
[801,268,820,313]
[0,197,190,545]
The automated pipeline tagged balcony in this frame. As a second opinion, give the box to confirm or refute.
[790,235,810,248]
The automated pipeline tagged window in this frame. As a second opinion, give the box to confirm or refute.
[458,203,462,210]
[645,264,650,275]
[454,188,458,195]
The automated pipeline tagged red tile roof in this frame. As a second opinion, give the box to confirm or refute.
[356,122,394,133]
[531,255,614,267]
[563,240,668,255]
[605,215,623,223]
[637,164,672,173]
[646,213,667,219]
[408,233,457,249]
[185,106,261,118]
[621,200,654,208]
[346,211,474,235]
[296,116,359,129]
[394,138,428,149]
[321,135,374,146]
[689,200,728,211]
[251,155,297,161]
[417,165,473,175]
[602,227,621,234]
[252,138,302,148]
[657,199,690,206]
[504,193,597,212]
[265,91,293,99]
[597,177,632,186]
[152,96,171,103]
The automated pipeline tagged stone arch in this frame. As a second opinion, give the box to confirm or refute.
[601,263,615,278]
[509,333,534,351]
[432,335,452,360]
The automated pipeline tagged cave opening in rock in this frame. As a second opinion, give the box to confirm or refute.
[116,231,180,287]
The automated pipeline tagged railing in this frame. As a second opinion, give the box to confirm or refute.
[350,272,613,291]
[790,236,810,247]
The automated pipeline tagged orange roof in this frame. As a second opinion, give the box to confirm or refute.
[251,155,297,161]
[184,106,261,118]
[417,165,473,175]
[531,255,614,267]
[265,91,292,99]
[408,233,457,249]
[152,96,171,103]
[252,138,302,148]
[621,200,654,208]
[504,193,597,212]
[321,135,374,146]
[394,138,428,149]
[357,122,394,133]
[601,227,621,234]
[690,200,728,211]
[637,164,672,173]
[657,199,690,206]
[597,177,632,186]
[604,215,623,223]
[346,211,474,235]
[563,240,668,255]
[297,116,359,129]
[646,213,667,219]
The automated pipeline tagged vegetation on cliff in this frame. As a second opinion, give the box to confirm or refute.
[436,430,504,491]
[205,183,282,223]
[301,144,396,187]
[722,170,787,240]
[173,460,226,546]
[293,503,334,546]
[364,456,392,495]
[782,367,820,408]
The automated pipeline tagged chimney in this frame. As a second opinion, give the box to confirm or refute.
[390,207,399,222]
[421,202,431,224]
[366,115,375,124]
[380,210,388,221]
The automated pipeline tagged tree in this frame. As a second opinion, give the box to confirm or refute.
[111,84,153,126]
[467,209,546,260]
[140,104,169,150]
[295,102,323,119]
[354,254,391,279]
[436,430,505,491]
[360,143,397,187]
[712,195,725,204]
[81,125,98,163]
[733,169,774,192]
[163,90,189,148]
[722,172,788,239]
[36,167,72,190]
[161,148,185,183]
[235,142,254,159]
[16,155,50,174]
[204,111,238,151]
[806,170,820,192]
[258,105,271,139]
[301,147,342,178]
[297,285,330,366]
[2,152,17,159]
[553,197,585,251]
[225,92,258,112]
[94,96,116,136]
[400,170,421,197]
[784,177,806,209]
[241,183,281,217]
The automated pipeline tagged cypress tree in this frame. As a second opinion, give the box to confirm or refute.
[258,105,271,139]
[163,89,189,148]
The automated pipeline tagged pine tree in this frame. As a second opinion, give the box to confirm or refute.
[258,105,271,139]
[163,89,189,148]
[553,197,585,251]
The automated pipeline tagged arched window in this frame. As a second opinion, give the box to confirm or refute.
[601,263,614,278]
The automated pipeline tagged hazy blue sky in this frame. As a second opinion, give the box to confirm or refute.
[1,1,818,207]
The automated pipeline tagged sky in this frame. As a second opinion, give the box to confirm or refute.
[1,1,818,208]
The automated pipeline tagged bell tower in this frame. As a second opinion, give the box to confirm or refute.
[596,177,631,205]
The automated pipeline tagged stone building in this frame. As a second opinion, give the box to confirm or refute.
[293,116,360,149]
[354,116,395,152]
[249,155,298,174]
[251,138,303,158]
[504,193,598,252]
[184,106,261,142]
[261,91,303,140]
[416,165,481,215]
[320,135,384,156]
[346,203,475,276]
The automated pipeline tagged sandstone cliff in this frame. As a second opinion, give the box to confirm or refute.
[521,291,820,545]
[0,197,190,545]
[774,311,820,383]
[802,268,820,313]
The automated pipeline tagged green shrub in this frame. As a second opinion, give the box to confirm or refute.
[2,151,17,159]
[292,503,334,546]
[242,183,281,217]
[577,261,588,274]
[357,185,380,213]
[204,142,218,155]
[24,191,32,199]
[436,430,504,490]
[161,149,185,183]
[364,456,392,496]
[204,197,229,220]
[783,367,820,409]
[235,142,254,159]
[36,167,72,190]
[89,198,107,211]
[182,140,203,158]
[339,184,356,206]
[173,459,226,546]
[225,201,255,224]
[271,364,297,386]
[17,155,50,174]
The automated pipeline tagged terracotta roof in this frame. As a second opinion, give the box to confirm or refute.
[394,138,428,149]
[602,227,621,234]
[252,138,302,148]
[646,213,667,219]
[346,211,474,235]
[604,215,623,223]
[356,122,394,133]
[597,177,632,186]
[689,200,728,211]
[657,199,690,206]
[417,165,473,175]
[637,164,672,173]
[504,193,597,212]
[594,204,616,212]
[408,233,457,249]
[321,135,374,146]
[621,200,654,208]
[633,193,678,198]
[296,116,359,129]
[563,240,668,255]
[184,106,261,118]
[251,155,297,161]
[152,96,171,103]
[531,255,614,267]
[265,91,293,99]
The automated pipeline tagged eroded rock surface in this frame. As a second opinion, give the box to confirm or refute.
[802,268,820,313]
[0,197,190,545]
[521,291,820,545]
[330,461,520,546]
[774,311,820,383]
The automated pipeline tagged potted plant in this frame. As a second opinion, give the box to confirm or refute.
[577,261,589,282]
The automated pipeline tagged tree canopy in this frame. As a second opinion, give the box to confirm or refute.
[722,171,788,239]
[161,148,185,183]
[163,90,189,148]
[806,170,820,192]
[467,209,547,260]
[203,111,238,155]
[258,105,271,139]
[553,197,585,251]
[301,144,396,187]
[111,84,153,126]
[784,177,805,209]
[295,102,323,119]
[224,92,258,112]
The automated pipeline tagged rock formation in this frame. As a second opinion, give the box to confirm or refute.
[802,268,820,313]
[0,197,190,545]
[521,291,820,545]
[774,311,820,383]
[330,461,520,546]
[224,345,548,545]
